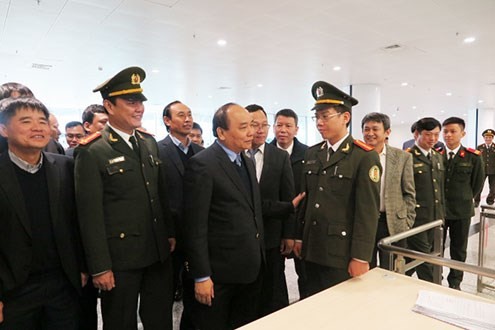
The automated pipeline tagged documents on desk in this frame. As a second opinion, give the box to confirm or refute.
[239,268,495,330]
[413,290,495,330]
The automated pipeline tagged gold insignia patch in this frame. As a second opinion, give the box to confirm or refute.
[341,143,350,152]
[131,73,141,85]
[369,165,380,183]
[109,133,118,142]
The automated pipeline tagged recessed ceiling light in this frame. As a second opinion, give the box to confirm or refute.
[333,66,341,71]
[208,95,212,99]
[152,69,160,73]
[478,100,484,103]
[257,83,263,88]
[401,121,405,124]
[392,114,396,117]
[274,101,278,105]
[440,110,445,113]
[463,113,467,116]
[446,92,452,96]
[401,82,408,87]
[217,39,227,46]
[463,37,476,43]
[412,106,417,109]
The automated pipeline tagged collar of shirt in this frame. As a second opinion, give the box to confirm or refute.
[216,140,240,163]
[327,133,349,153]
[169,134,191,154]
[446,145,461,156]
[415,143,431,157]
[276,140,294,156]
[9,149,43,173]
[107,122,135,149]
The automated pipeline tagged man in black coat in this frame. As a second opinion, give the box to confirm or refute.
[157,100,203,329]
[183,103,264,330]
[270,108,309,299]
[245,104,304,316]
[0,97,83,329]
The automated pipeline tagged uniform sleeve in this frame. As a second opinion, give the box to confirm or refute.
[401,152,416,228]
[471,154,485,197]
[350,151,381,262]
[183,157,213,279]
[74,147,112,275]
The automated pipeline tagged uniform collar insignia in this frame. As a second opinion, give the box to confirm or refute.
[109,133,119,142]
[341,143,350,153]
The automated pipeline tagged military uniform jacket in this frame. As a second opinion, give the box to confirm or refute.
[297,135,381,269]
[444,146,484,219]
[408,145,445,224]
[74,126,173,275]
[477,143,495,175]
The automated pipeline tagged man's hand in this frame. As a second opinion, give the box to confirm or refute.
[0,301,4,323]
[168,238,176,253]
[293,241,302,259]
[292,192,306,209]
[280,239,295,255]
[92,271,115,291]
[348,259,370,277]
[81,273,89,287]
[195,278,214,306]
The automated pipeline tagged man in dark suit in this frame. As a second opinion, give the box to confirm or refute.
[294,81,381,296]
[157,100,203,329]
[442,117,484,289]
[475,129,495,206]
[183,103,264,330]
[270,108,309,299]
[44,113,65,155]
[406,117,445,282]
[245,104,304,316]
[74,67,175,330]
[0,97,83,329]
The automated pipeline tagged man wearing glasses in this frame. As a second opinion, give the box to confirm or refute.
[294,81,381,296]
[64,121,85,157]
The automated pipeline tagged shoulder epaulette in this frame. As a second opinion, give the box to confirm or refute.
[467,147,481,156]
[136,127,154,136]
[406,147,412,153]
[310,141,326,150]
[353,139,374,151]
[78,132,101,145]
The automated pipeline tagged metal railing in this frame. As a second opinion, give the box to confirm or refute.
[478,205,495,292]
[378,219,495,286]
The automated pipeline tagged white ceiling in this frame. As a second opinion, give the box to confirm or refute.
[1,0,495,129]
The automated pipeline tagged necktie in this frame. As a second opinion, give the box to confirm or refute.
[327,147,334,161]
[129,135,140,158]
[448,151,454,160]
[248,149,258,167]
[427,152,431,160]
[234,154,242,167]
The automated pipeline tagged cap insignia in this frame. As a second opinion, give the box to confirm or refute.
[316,86,324,98]
[131,73,141,85]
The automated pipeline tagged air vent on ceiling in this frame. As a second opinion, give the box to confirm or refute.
[218,86,231,90]
[382,44,403,51]
[32,63,52,70]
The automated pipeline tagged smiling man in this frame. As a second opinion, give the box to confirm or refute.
[0,97,83,329]
[183,103,264,329]
[361,112,416,270]
[74,67,175,330]
[294,81,381,296]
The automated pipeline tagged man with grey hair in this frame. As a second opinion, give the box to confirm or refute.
[361,112,416,270]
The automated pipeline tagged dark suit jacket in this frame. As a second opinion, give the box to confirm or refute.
[270,137,308,193]
[0,152,82,299]
[157,135,203,248]
[258,143,296,249]
[44,139,65,155]
[74,126,173,275]
[444,146,484,219]
[183,141,264,284]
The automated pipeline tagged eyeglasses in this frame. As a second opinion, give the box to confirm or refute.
[251,123,271,129]
[311,112,342,122]
[66,134,85,139]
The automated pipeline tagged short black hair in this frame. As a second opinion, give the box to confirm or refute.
[410,121,417,133]
[65,121,83,130]
[213,103,237,138]
[163,100,181,118]
[192,122,203,134]
[361,112,391,131]
[0,82,34,101]
[274,108,298,126]
[0,97,49,125]
[245,104,267,117]
[416,117,441,133]
[442,117,465,130]
[82,104,106,125]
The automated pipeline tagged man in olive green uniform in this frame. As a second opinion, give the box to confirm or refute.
[293,81,381,296]
[442,117,484,289]
[74,67,175,330]
[475,129,495,206]
[406,117,445,283]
